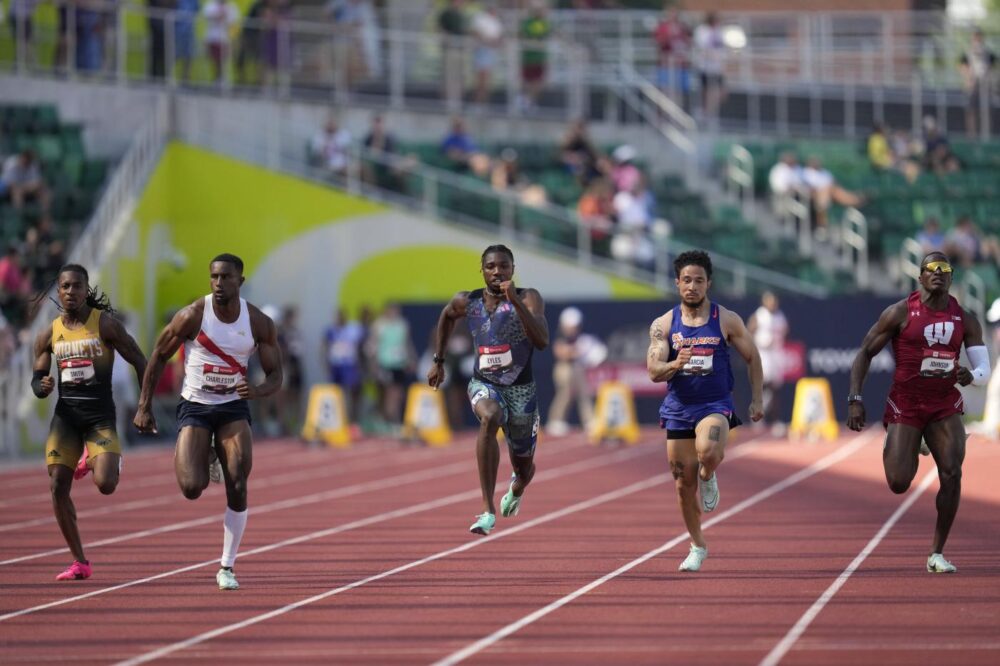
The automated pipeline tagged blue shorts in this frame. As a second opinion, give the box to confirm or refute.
[177,398,251,433]
[659,398,741,440]
[656,66,691,93]
[329,364,361,389]
[468,378,539,457]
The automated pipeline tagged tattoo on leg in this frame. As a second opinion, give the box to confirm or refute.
[669,461,685,480]
[709,425,721,442]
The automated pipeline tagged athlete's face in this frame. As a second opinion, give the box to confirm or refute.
[57,271,88,314]
[919,256,953,294]
[481,252,513,294]
[210,261,244,304]
[676,264,710,308]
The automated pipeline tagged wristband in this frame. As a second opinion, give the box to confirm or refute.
[433,354,446,365]
[31,370,50,398]
[847,394,863,404]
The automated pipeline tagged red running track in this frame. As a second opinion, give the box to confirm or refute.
[0,428,998,665]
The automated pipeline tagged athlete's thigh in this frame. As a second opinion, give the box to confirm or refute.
[693,413,731,458]
[666,438,699,484]
[923,414,967,468]
[216,419,253,478]
[44,409,84,470]
[500,383,539,460]
[883,422,922,472]
[175,425,214,475]
[469,379,506,426]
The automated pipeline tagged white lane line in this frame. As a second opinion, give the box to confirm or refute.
[758,467,938,666]
[431,430,877,666]
[109,439,770,666]
[0,444,650,623]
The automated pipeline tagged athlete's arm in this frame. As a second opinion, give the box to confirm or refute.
[722,308,764,422]
[134,303,202,432]
[960,308,989,387]
[31,324,55,399]
[428,291,469,390]
[239,307,283,399]
[647,311,688,382]
[506,285,549,350]
[100,314,148,392]
[846,300,907,431]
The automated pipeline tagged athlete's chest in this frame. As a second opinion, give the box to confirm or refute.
[901,307,964,351]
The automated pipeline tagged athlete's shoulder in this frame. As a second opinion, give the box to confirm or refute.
[650,309,673,336]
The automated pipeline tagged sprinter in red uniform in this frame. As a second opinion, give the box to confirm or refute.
[847,252,990,573]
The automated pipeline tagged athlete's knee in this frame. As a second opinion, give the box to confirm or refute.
[885,471,912,494]
[50,474,72,498]
[226,474,248,501]
[937,464,962,488]
[178,481,204,500]
[478,408,502,432]
[697,449,724,470]
[95,477,118,495]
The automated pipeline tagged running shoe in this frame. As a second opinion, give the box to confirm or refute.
[500,473,522,518]
[469,512,496,536]
[208,447,223,484]
[216,567,240,590]
[678,544,708,572]
[73,447,90,480]
[56,560,92,581]
[699,471,720,513]
[926,553,956,573]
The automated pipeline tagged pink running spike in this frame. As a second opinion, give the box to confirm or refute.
[56,560,92,581]
[73,447,90,480]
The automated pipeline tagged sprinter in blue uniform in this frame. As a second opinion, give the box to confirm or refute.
[647,250,764,571]
[429,245,549,536]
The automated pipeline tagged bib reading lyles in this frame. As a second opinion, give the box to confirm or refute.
[202,364,241,394]
[920,349,956,377]
[478,344,513,371]
[682,347,715,375]
[60,358,95,384]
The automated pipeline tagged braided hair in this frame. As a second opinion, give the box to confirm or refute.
[34,264,117,316]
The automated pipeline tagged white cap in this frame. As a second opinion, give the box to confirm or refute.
[613,144,637,163]
[559,307,583,329]
[987,298,1000,323]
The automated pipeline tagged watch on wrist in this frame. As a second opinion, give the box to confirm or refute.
[433,354,446,365]
[847,394,863,404]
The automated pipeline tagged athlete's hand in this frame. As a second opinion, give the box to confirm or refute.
[427,363,445,390]
[499,280,517,301]
[956,366,973,386]
[673,345,693,370]
[846,401,866,431]
[39,376,55,397]
[133,407,158,434]
[236,381,256,399]
[749,398,764,422]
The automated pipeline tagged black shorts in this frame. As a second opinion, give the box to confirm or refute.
[177,398,251,432]
[45,397,120,468]
[666,412,741,441]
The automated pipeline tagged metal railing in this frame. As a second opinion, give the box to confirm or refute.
[0,98,168,458]
[839,207,870,289]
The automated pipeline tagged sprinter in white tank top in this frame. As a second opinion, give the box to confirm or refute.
[134,253,283,591]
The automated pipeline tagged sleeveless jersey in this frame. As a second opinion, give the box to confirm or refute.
[891,291,965,395]
[181,296,255,405]
[52,309,114,400]
[661,302,734,406]
[465,288,534,386]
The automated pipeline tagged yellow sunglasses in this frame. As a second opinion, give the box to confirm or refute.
[923,260,953,274]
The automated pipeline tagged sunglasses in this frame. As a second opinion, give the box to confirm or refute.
[923,261,953,274]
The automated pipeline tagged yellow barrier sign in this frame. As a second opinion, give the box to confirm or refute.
[301,384,352,448]
[789,377,839,441]
[590,381,640,445]
[403,384,452,447]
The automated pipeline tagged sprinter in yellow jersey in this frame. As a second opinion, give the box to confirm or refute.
[31,264,147,581]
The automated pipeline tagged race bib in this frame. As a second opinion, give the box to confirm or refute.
[682,348,715,375]
[920,349,956,377]
[202,364,240,394]
[478,344,513,371]
[60,358,95,384]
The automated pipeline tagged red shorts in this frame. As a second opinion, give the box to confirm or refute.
[882,387,964,431]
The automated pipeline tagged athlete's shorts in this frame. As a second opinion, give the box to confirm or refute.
[468,378,539,457]
[45,398,120,469]
[177,398,251,432]
[883,387,964,431]
[660,399,742,440]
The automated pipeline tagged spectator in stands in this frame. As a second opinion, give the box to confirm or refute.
[577,177,615,252]
[74,1,105,72]
[327,0,369,88]
[519,0,553,111]
[946,216,1000,268]
[610,174,656,270]
[0,245,30,325]
[260,0,292,89]
[653,3,692,110]
[610,144,641,193]
[440,115,488,175]
[236,0,265,85]
[867,123,894,171]
[0,307,14,368]
[768,151,803,199]
[310,115,353,180]
[559,118,603,186]
[438,0,467,111]
[469,2,503,106]
[693,11,726,123]
[175,0,200,83]
[491,148,548,207]
[959,28,997,138]
[801,156,864,232]
[1,149,49,212]
[916,217,946,255]
[203,0,241,83]
[362,114,410,192]
[147,0,172,80]
[7,0,38,64]
[547,306,606,437]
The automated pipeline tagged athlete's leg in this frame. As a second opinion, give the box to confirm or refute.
[667,437,703,547]
[215,419,253,512]
[49,464,86,562]
[508,452,535,497]
[175,426,214,500]
[923,414,966,555]
[694,413,731,482]
[85,425,122,495]
[473,398,503,515]
[883,423,923,494]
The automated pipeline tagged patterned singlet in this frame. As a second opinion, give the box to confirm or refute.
[52,308,114,400]
[465,288,534,386]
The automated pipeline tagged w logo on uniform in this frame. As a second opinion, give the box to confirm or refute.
[924,321,955,346]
